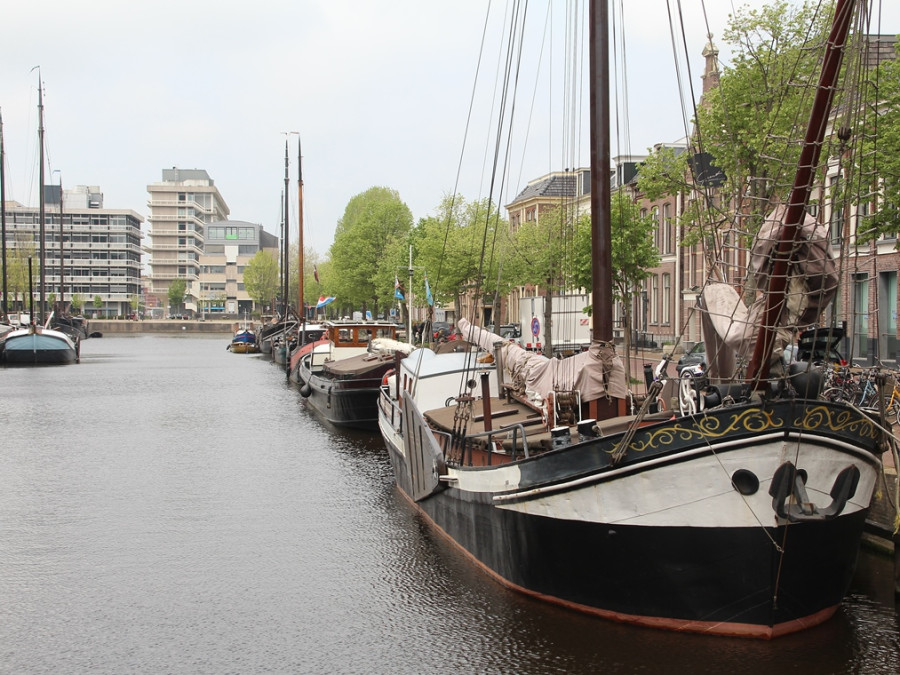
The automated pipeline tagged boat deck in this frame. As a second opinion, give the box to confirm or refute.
[424,396,674,455]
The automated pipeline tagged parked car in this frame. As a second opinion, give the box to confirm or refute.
[487,323,522,339]
[783,326,847,366]
[676,342,706,374]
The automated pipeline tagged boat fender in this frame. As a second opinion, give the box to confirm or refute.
[382,369,394,385]
[300,384,312,397]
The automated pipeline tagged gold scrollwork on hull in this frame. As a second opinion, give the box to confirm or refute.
[796,404,880,440]
[619,403,880,455]
[624,408,779,453]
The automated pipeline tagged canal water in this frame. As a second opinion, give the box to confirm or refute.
[1,334,897,674]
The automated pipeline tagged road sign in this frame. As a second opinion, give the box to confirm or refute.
[531,317,540,338]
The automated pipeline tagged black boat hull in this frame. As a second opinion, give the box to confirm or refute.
[380,395,882,638]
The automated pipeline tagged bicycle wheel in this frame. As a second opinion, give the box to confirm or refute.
[890,400,900,425]
[822,387,847,403]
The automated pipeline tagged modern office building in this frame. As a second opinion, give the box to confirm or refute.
[145,168,230,315]
[199,220,279,317]
[1,186,143,318]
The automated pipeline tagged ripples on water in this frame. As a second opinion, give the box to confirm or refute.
[0,335,897,674]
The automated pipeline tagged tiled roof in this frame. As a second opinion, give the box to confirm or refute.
[510,174,577,205]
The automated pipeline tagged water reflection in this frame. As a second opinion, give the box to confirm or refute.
[0,335,896,674]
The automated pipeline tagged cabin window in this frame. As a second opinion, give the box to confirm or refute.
[358,328,372,343]
[338,329,352,343]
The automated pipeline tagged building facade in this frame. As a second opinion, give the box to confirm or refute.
[2,186,143,318]
[145,168,230,315]
[199,220,279,317]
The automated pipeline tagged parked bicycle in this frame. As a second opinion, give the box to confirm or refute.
[880,373,900,424]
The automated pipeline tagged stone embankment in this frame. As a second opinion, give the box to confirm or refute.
[88,319,235,334]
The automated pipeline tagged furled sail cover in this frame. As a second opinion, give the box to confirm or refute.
[700,206,838,378]
[456,318,627,401]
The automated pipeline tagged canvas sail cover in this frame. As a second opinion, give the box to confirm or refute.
[457,318,627,401]
[699,206,838,378]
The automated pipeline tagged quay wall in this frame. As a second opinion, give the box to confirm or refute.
[88,319,235,334]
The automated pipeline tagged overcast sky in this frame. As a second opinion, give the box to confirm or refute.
[2,1,897,257]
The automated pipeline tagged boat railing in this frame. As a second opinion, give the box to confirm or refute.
[446,423,531,466]
[379,385,401,429]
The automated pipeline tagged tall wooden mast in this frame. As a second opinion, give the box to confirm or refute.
[37,72,46,325]
[1,108,8,318]
[297,137,304,323]
[589,0,612,344]
[282,140,289,322]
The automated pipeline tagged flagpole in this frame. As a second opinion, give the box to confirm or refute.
[407,245,413,344]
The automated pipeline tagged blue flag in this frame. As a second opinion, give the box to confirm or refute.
[394,275,405,301]
[424,274,434,306]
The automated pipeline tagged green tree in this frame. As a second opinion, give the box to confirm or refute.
[329,187,413,316]
[639,1,835,245]
[696,2,830,222]
[573,191,659,366]
[92,295,103,316]
[7,233,36,313]
[167,279,186,315]
[70,294,84,314]
[412,195,510,328]
[503,203,581,353]
[129,294,140,318]
[243,250,279,313]
[853,41,900,245]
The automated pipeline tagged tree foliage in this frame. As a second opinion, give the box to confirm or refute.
[243,250,279,312]
[854,41,900,244]
[573,191,660,304]
[695,1,830,220]
[328,187,413,314]
[167,279,186,311]
[638,1,834,240]
[4,233,36,311]
[411,195,510,316]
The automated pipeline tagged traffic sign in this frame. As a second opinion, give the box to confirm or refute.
[531,317,540,338]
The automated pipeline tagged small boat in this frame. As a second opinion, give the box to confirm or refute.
[228,327,260,354]
[297,321,411,428]
[0,321,78,365]
[0,79,78,367]
[258,313,298,356]
[49,312,89,342]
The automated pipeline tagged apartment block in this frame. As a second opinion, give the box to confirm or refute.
[146,168,229,315]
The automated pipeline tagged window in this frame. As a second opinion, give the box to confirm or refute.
[879,271,897,361]
[853,273,869,360]
[662,204,672,254]
[650,275,659,324]
[661,273,671,324]
[829,176,842,244]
